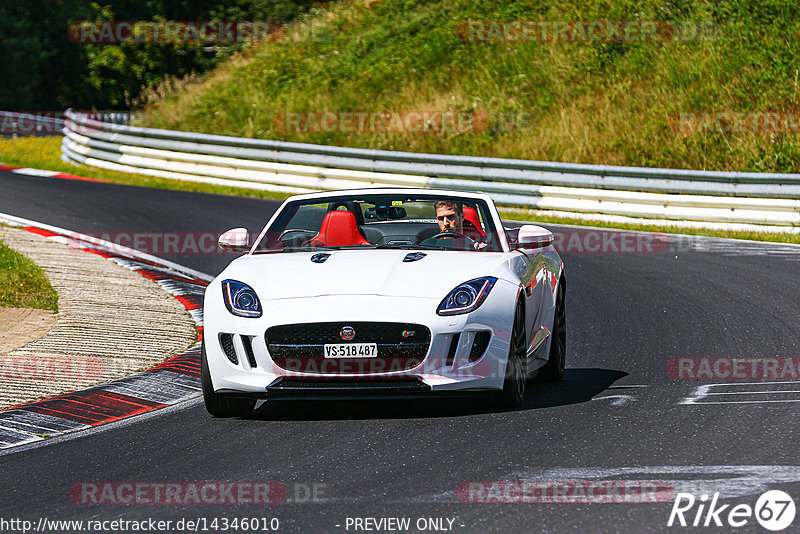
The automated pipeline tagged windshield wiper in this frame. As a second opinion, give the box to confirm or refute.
[373,244,443,250]
[281,245,336,252]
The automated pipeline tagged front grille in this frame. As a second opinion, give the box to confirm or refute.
[265,322,431,374]
[469,331,491,362]
[219,333,238,364]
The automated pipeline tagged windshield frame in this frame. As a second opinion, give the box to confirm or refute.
[250,191,509,254]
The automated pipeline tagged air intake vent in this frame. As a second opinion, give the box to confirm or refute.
[469,332,491,362]
[219,333,238,364]
[403,252,426,262]
[446,333,460,366]
[241,335,257,368]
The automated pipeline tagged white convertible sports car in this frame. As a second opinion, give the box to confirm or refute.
[202,188,565,416]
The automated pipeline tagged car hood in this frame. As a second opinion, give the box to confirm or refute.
[221,249,511,300]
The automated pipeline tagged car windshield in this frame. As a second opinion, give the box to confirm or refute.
[253,194,502,253]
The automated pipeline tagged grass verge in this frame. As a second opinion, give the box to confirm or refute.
[138,0,800,174]
[0,233,59,311]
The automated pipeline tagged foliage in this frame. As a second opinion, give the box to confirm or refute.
[138,0,800,173]
[0,0,317,109]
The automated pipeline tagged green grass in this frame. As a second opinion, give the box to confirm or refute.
[137,0,800,174]
[0,235,59,311]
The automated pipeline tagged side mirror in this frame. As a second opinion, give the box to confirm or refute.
[218,228,250,252]
[517,225,554,248]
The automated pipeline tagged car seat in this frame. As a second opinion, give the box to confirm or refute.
[304,210,371,247]
[462,206,486,238]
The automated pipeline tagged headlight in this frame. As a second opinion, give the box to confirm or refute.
[222,279,262,318]
[437,277,497,316]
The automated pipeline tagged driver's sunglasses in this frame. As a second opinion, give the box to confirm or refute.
[437,214,460,221]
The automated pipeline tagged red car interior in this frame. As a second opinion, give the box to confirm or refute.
[462,206,486,237]
[305,210,371,247]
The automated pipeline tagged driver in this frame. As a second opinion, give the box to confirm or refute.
[434,201,487,249]
[435,200,465,234]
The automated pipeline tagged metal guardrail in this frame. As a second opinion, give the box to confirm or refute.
[2,110,129,137]
[1,111,66,137]
[60,109,800,228]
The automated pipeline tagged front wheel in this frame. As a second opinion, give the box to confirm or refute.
[201,342,255,418]
[540,277,566,382]
[495,302,527,408]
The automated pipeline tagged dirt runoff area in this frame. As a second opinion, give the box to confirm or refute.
[0,226,197,409]
[0,307,58,353]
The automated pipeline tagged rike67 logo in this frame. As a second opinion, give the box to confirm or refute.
[668,490,796,531]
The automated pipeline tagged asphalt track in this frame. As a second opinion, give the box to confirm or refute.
[2,169,800,533]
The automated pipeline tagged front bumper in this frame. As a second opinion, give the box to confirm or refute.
[203,281,518,396]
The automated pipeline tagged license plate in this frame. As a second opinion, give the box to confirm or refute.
[324,343,378,358]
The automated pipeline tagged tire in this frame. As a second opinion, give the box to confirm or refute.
[540,277,566,382]
[496,302,527,408]
[201,341,255,418]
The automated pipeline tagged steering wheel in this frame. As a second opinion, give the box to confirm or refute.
[429,232,464,239]
[420,232,476,248]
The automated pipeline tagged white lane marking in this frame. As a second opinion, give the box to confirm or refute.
[704,390,800,395]
[101,370,201,404]
[693,400,800,404]
[592,394,634,406]
[412,466,800,503]
[0,410,87,433]
[11,168,59,177]
[591,385,647,405]
[681,381,800,405]
[0,430,42,447]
